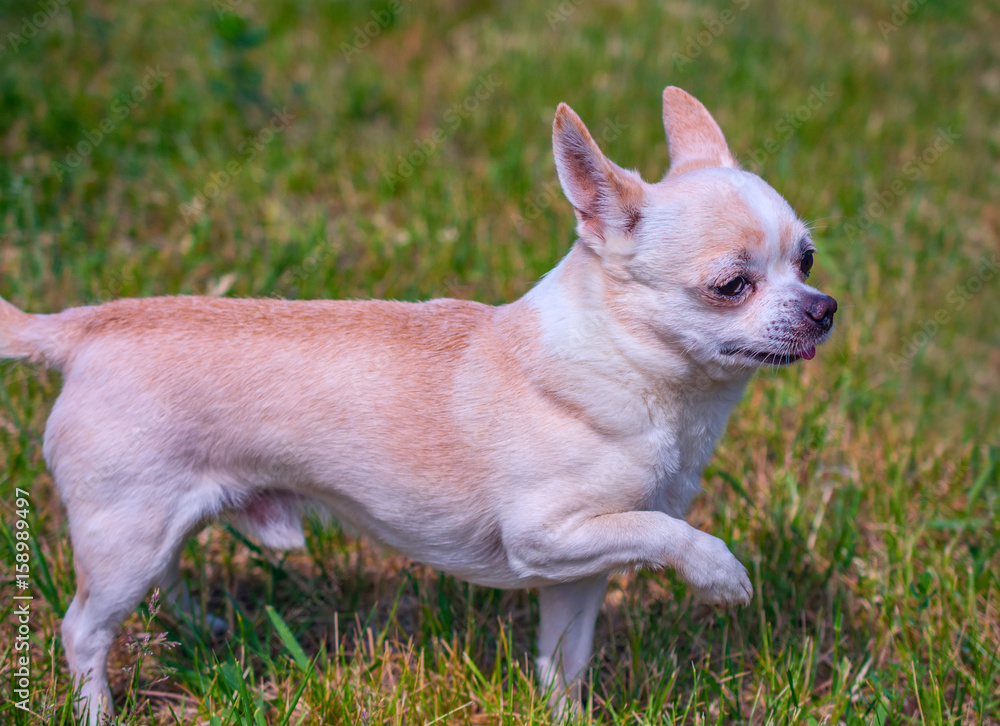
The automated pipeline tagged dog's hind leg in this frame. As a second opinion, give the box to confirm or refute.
[536,574,608,715]
[60,490,202,726]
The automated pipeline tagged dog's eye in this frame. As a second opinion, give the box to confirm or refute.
[716,276,747,297]
[800,250,814,277]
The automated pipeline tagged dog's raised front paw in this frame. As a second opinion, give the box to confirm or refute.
[679,534,753,606]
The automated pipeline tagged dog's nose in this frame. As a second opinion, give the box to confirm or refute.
[804,294,837,331]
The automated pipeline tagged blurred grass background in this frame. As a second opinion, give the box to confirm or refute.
[1,0,998,723]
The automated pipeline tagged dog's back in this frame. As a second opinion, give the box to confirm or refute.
[4,295,520,559]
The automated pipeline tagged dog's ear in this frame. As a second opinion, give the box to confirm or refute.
[553,103,646,247]
[662,87,738,178]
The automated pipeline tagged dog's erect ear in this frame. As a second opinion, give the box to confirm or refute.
[553,103,646,247]
[662,87,738,178]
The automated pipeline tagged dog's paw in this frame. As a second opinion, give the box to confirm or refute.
[679,534,753,607]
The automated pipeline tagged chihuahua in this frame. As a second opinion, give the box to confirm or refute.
[0,87,835,722]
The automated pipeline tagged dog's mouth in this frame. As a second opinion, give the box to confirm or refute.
[720,344,817,366]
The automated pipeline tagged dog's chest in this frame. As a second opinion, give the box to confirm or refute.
[638,389,737,516]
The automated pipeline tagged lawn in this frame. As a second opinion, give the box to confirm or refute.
[1,0,998,723]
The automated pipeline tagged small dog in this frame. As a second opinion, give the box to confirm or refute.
[1,87,835,723]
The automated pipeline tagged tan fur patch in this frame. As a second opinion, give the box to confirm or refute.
[662,87,738,177]
[780,217,810,255]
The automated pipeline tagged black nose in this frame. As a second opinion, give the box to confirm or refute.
[804,294,837,331]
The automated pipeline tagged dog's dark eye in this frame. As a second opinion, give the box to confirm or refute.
[716,276,747,297]
[800,250,814,277]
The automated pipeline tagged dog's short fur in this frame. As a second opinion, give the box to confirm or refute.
[0,88,836,723]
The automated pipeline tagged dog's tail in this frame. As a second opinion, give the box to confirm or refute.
[0,297,70,369]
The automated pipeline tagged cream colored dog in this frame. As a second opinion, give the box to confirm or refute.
[1,87,835,723]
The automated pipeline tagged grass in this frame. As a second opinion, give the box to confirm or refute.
[1,0,998,723]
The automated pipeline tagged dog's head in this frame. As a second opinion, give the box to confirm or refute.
[552,87,836,376]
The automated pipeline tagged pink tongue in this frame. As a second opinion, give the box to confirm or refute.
[801,346,816,360]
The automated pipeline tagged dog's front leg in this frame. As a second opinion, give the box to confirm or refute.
[511,510,752,605]
[505,509,753,605]
[536,574,608,714]
[516,510,751,711]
